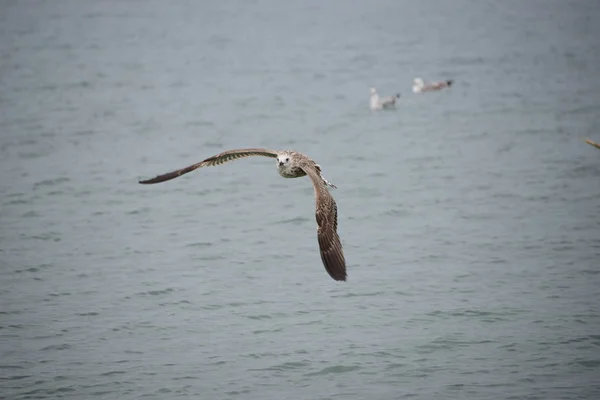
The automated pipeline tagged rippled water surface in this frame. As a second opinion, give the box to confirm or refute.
[1,0,600,399]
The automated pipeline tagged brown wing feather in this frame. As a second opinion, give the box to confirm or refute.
[139,148,278,184]
[302,165,346,281]
[585,138,600,150]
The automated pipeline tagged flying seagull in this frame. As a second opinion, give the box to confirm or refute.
[139,148,347,281]
[412,77,454,93]
[370,87,401,110]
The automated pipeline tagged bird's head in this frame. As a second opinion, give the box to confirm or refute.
[277,153,292,168]
[413,78,424,87]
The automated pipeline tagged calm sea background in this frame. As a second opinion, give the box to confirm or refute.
[1,0,600,399]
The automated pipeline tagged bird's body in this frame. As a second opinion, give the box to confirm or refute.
[370,88,400,110]
[276,151,311,178]
[139,148,345,281]
[412,77,453,93]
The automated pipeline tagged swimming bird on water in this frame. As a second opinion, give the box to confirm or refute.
[370,87,401,110]
[412,77,454,93]
[139,148,347,282]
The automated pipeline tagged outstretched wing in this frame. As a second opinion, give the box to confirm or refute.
[139,148,279,184]
[302,164,346,281]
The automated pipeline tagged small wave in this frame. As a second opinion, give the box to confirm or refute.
[426,309,521,319]
[192,254,226,261]
[332,291,384,298]
[4,198,28,205]
[385,363,407,371]
[30,232,62,242]
[173,375,202,380]
[124,350,143,355]
[74,129,95,136]
[48,292,71,297]
[126,207,151,215]
[76,312,99,316]
[272,216,310,225]
[138,288,175,296]
[100,370,126,376]
[200,304,223,310]
[0,310,21,315]
[31,334,62,340]
[1,374,31,380]
[19,151,48,159]
[0,365,25,369]
[250,361,309,372]
[225,390,251,396]
[571,359,600,368]
[383,208,408,217]
[252,327,284,334]
[305,365,361,376]
[186,241,213,248]
[41,344,71,351]
[22,387,76,396]
[246,314,273,320]
[14,264,51,274]
[33,177,70,189]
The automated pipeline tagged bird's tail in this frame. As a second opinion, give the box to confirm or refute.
[395,93,401,98]
[446,80,454,87]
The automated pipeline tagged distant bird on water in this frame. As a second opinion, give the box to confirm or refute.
[370,87,401,110]
[412,77,454,93]
[139,148,347,282]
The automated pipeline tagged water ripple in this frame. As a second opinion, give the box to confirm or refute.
[1,2,599,400]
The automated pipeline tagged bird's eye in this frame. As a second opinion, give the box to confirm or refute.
[285,157,289,162]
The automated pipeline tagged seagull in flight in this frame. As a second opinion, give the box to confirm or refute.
[139,148,347,282]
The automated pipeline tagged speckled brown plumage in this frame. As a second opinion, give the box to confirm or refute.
[139,148,346,282]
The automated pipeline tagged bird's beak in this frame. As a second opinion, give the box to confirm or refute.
[278,161,284,166]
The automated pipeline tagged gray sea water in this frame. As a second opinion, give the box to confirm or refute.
[1,0,600,399]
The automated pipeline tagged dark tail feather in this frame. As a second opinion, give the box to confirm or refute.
[395,93,401,98]
[446,80,454,86]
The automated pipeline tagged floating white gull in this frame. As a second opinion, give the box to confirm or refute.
[370,88,401,110]
[139,148,347,282]
[412,77,453,93]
